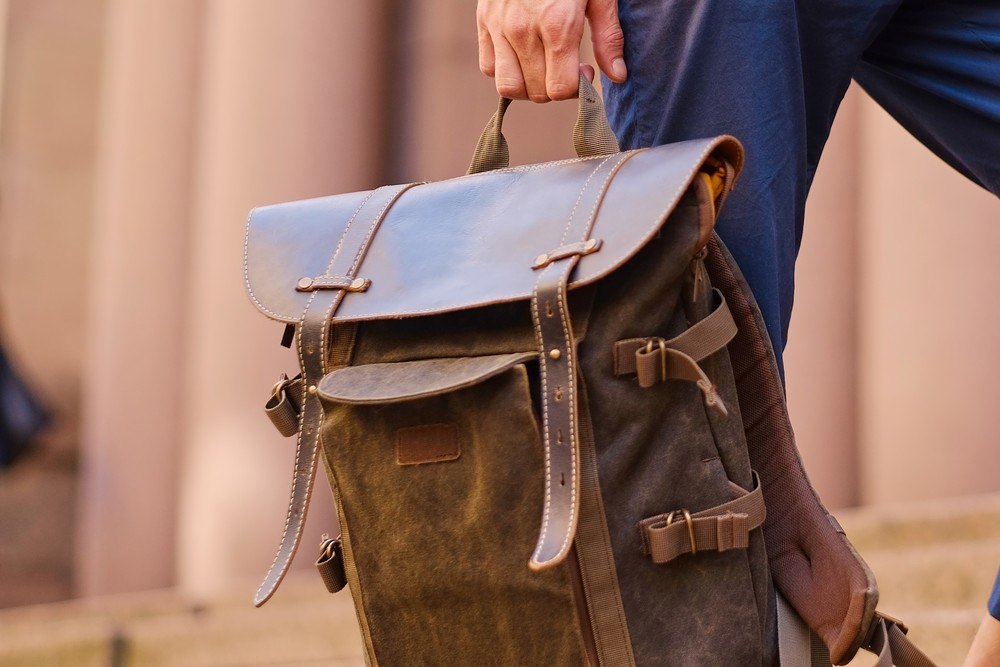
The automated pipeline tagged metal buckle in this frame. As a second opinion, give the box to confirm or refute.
[643,337,668,383]
[665,508,697,555]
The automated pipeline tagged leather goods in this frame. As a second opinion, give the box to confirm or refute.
[242,75,936,666]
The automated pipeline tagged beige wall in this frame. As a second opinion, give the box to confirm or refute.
[0,0,995,602]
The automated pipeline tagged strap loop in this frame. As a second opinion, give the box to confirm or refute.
[639,471,765,565]
[264,373,303,438]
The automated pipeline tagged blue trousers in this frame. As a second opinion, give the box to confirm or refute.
[603,0,1000,618]
[603,0,1000,364]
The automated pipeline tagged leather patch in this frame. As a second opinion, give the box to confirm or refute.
[395,423,460,466]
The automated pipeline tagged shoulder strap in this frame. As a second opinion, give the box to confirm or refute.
[254,183,419,606]
[704,234,938,666]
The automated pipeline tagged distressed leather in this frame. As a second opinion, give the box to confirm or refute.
[243,137,743,324]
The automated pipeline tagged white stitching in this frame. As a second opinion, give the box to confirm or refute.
[246,141,726,323]
[254,186,399,604]
[254,286,318,603]
[244,157,612,322]
[335,139,725,322]
[530,155,611,564]
[532,150,640,565]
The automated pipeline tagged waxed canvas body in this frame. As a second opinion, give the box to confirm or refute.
[315,193,777,665]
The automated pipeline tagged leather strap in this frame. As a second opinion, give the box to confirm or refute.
[638,471,765,565]
[528,150,642,571]
[264,373,303,437]
[254,183,418,607]
[612,288,737,376]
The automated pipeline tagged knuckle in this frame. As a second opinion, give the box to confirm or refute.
[480,61,495,77]
[503,16,532,42]
[529,91,551,103]
[546,80,575,100]
[599,23,625,49]
[496,79,525,98]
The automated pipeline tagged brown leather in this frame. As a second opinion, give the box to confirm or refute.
[243,137,744,326]
[318,351,536,404]
[528,150,640,571]
[395,423,461,466]
[264,373,303,437]
[315,534,348,594]
[639,471,765,565]
[253,183,419,607]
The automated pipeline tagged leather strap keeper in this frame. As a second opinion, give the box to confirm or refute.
[639,471,765,565]
[264,373,304,438]
[316,534,348,594]
[612,288,736,377]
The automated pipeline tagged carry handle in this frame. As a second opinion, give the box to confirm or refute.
[467,72,620,175]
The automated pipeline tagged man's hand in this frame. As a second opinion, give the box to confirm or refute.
[477,0,627,102]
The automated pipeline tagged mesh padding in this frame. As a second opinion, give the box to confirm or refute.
[704,234,879,665]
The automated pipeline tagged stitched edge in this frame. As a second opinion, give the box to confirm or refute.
[531,155,615,564]
[325,137,737,322]
[254,186,403,605]
[245,138,740,323]
[531,151,638,566]
[242,155,612,321]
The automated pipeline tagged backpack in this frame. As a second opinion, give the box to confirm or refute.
[242,75,936,666]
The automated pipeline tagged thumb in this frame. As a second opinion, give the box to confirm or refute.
[587,0,626,82]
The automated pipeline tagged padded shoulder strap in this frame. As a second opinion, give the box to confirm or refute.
[703,234,882,664]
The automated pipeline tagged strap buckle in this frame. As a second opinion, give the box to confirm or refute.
[643,337,668,383]
[665,508,697,555]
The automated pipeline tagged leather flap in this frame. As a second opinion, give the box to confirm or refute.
[244,136,743,324]
[318,351,536,405]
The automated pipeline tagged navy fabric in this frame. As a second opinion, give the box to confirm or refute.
[603,0,1000,368]
[991,568,1000,621]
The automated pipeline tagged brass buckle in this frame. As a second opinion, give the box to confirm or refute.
[644,337,668,383]
[665,508,697,555]
[270,373,291,402]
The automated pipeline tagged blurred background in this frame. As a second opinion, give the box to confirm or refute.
[0,1,997,665]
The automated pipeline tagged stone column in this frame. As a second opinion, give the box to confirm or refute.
[176,0,387,595]
[857,100,1000,504]
[77,0,202,596]
[783,89,862,509]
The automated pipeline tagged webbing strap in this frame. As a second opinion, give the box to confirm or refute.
[467,73,620,175]
[612,288,736,376]
[639,472,766,565]
[778,593,831,666]
[863,615,937,667]
[574,379,636,666]
[253,183,418,607]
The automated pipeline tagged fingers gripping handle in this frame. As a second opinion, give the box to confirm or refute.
[468,73,620,175]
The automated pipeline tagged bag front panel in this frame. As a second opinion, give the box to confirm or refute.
[320,359,587,665]
[578,202,771,665]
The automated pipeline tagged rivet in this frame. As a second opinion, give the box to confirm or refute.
[296,277,314,291]
[549,348,561,360]
[350,278,367,291]
[534,254,549,267]
[308,385,318,395]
